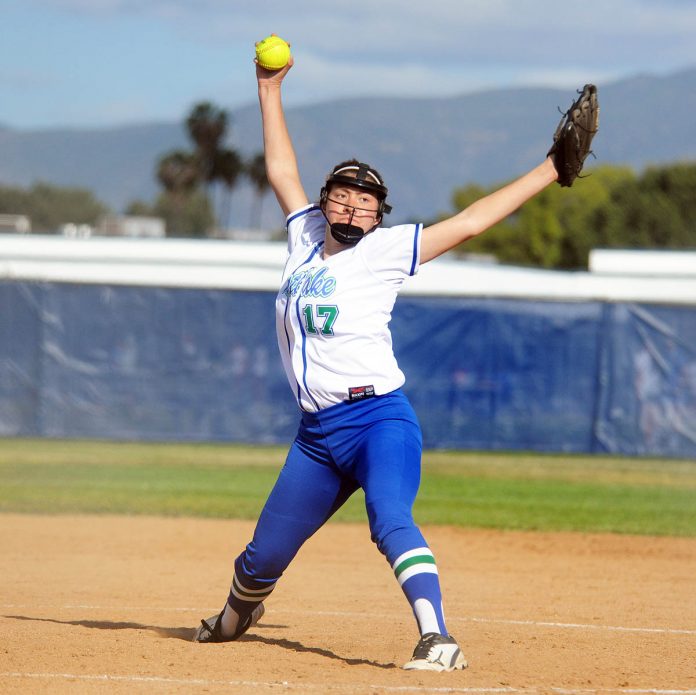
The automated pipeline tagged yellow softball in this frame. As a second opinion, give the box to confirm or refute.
[255,35,291,71]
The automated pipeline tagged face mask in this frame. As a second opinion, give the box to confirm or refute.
[323,196,380,245]
[319,163,392,245]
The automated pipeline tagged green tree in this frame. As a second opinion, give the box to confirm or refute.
[643,163,696,224]
[0,182,108,232]
[555,166,634,268]
[595,163,696,251]
[518,193,565,268]
[0,184,30,217]
[441,163,696,269]
[151,190,215,238]
[156,150,206,236]
[124,200,154,216]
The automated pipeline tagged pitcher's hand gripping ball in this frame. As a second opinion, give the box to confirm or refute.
[548,84,600,187]
[255,35,291,71]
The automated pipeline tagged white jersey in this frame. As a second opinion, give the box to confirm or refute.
[276,204,422,412]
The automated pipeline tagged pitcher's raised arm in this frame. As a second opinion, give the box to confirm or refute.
[256,56,308,217]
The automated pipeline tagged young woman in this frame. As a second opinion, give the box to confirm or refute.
[194,53,590,672]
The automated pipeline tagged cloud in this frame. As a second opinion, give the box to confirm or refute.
[28,0,696,66]
[32,0,696,35]
[8,0,696,127]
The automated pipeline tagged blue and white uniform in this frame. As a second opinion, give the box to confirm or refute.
[277,204,420,411]
[226,204,449,638]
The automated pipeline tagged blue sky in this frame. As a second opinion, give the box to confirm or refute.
[2,0,696,130]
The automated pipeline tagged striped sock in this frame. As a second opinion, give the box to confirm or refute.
[225,554,277,622]
[392,547,447,635]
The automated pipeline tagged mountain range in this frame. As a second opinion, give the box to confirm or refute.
[1,67,695,230]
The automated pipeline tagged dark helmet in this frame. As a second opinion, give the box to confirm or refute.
[319,161,392,245]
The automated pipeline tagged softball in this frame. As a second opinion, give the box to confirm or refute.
[255,35,291,71]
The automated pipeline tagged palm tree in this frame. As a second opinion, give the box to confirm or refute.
[246,153,270,230]
[156,150,200,194]
[151,101,245,236]
[185,102,228,186]
[185,101,249,233]
[156,150,200,235]
[214,148,244,232]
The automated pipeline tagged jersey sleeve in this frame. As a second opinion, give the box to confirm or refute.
[360,223,422,282]
[285,205,325,254]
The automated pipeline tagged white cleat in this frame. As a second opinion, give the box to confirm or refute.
[402,632,468,672]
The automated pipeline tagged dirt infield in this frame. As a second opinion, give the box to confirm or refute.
[1,513,695,695]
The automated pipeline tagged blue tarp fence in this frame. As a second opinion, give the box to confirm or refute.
[2,280,695,458]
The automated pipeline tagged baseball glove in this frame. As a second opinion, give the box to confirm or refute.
[548,84,599,187]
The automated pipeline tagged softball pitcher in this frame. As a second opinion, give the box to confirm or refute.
[193,51,597,671]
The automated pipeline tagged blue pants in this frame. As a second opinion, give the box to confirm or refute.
[240,389,426,580]
[228,389,449,635]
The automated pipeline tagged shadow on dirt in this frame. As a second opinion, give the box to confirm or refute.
[242,633,397,669]
[4,615,397,669]
[5,614,197,641]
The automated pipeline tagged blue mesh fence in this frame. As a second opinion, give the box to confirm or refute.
[2,281,695,457]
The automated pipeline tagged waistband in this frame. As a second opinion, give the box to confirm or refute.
[300,388,412,428]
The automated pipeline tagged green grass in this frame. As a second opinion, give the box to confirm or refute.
[1,438,695,536]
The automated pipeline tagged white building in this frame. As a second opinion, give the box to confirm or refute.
[97,215,166,238]
[0,214,31,234]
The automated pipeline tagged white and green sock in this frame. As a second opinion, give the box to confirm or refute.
[392,547,447,635]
